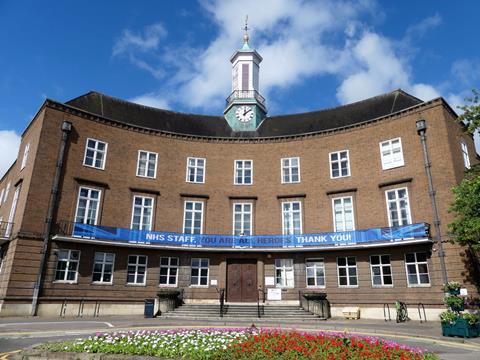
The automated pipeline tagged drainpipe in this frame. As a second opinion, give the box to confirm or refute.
[31,120,72,315]
[415,119,449,285]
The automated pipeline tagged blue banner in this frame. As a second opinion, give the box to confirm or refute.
[70,223,429,249]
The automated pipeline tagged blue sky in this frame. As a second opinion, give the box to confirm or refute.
[1,0,479,176]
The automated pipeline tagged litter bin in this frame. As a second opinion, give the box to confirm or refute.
[144,299,155,318]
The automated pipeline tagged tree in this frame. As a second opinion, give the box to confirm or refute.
[457,89,480,134]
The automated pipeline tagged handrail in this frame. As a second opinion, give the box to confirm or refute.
[418,303,427,323]
[257,287,265,318]
[60,298,67,317]
[217,288,225,318]
[383,303,391,321]
[77,298,85,317]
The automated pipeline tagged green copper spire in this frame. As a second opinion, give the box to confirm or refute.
[242,15,250,50]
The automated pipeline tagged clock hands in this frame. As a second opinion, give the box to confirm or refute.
[243,108,252,116]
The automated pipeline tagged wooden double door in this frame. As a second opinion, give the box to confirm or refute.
[227,259,257,302]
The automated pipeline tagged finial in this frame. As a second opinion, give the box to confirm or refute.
[242,15,250,49]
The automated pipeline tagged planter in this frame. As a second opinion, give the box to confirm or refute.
[448,288,461,296]
[442,318,480,338]
[450,303,465,312]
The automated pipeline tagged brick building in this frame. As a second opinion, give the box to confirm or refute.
[0,33,478,319]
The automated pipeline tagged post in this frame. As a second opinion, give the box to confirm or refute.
[416,119,448,285]
[31,120,72,315]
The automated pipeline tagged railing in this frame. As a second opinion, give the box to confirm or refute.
[217,288,226,318]
[226,90,265,106]
[299,290,330,320]
[418,303,427,323]
[257,287,265,318]
[0,221,14,239]
[383,303,391,321]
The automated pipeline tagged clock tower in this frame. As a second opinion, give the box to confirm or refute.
[224,17,267,131]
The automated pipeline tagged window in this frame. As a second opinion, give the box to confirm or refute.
[92,252,115,283]
[0,188,4,206]
[186,157,206,183]
[332,196,355,231]
[234,160,253,185]
[83,138,107,169]
[385,188,411,226]
[0,245,5,273]
[330,150,350,178]
[20,142,30,170]
[127,255,147,285]
[3,182,10,205]
[405,252,430,286]
[183,201,204,234]
[75,187,101,225]
[281,157,300,183]
[191,258,209,286]
[306,259,325,287]
[461,140,471,169]
[131,196,154,231]
[380,138,404,170]
[370,255,393,286]
[160,257,179,286]
[337,256,358,287]
[233,203,253,235]
[54,250,80,282]
[282,201,302,235]
[5,186,20,237]
[137,150,158,178]
[275,259,294,288]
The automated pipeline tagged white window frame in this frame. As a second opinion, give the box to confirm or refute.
[159,257,179,287]
[379,137,404,170]
[385,187,412,227]
[3,182,10,205]
[127,255,148,285]
[405,252,430,287]
[54,249,80,283]
[74,187,101,225]
[92,252,115,284]
[136,150,158,179]
[332,196,355,232]
[275,259,294,288]
[305,258,325,288]
[282,201,302,235]
[20,142,30,170]
[183,200,204,234]
[370,255,393,287]
[460,140,471,169]
[234,160,253,185]
[186,157,206,183]
[281,157,300,184]
[83,138,108,170]
[190,258,209,287]
[232,203,253,236]
[337,256,358,287]
[329,150,350,178]
[5,185,20,237]
[130,195,154,231]
[0,188,4,206]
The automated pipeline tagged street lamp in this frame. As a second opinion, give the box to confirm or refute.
[416,119,448,285]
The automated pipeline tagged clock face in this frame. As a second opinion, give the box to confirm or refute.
[235,105,254,123]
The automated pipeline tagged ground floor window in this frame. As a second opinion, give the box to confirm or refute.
[55,250,80,282]
[337,256,357,287]
[405,252,430,286]
[305,259,325,287]
[191,258,209,286]
[370,255,392,286]
[127,255,147,285]
[92,252,115,283]
[160,257,179,286]
[275,259,294,288]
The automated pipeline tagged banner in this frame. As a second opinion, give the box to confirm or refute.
[71,222,429,249]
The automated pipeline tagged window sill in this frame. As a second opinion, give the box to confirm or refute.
[92,281,113,285]
[234,183,254,186]
[382,163,405,171]
[186,181,206,184]
[305,286,326,289]
[136,175,156,180]
[329,175,351,180]
[126,283,146,287]
[281,181,301,185]
[372,285,394,288]
[338,285,359,288]
[407,284,431,288]
[53,280,78,284]
[189,285,209,288]
[159,284,178,288]
[82,163,105,171]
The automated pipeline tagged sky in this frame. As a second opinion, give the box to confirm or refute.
[1,0,479,177]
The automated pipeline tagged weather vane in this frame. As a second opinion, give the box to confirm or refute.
[243,15,249,45]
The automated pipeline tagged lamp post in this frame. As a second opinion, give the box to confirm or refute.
[416,119,448,285]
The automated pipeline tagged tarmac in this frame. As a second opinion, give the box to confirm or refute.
[0,315,479,359]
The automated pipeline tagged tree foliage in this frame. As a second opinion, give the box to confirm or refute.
[457,89,480,134]
[449,164,480,250]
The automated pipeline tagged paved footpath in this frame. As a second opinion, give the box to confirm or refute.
[0,316,479,359]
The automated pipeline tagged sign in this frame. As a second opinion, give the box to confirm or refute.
[70,223,429,249]
[265,277,275,286]
[210,279,218,286]
[460,288,468,296]
[267,288,282,301]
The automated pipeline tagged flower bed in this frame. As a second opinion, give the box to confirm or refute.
[41,328,438,359]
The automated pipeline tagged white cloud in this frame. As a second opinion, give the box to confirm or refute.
[130,94,171,110]
[0,130,21,178]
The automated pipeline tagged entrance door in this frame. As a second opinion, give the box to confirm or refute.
[227,259,257,302]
